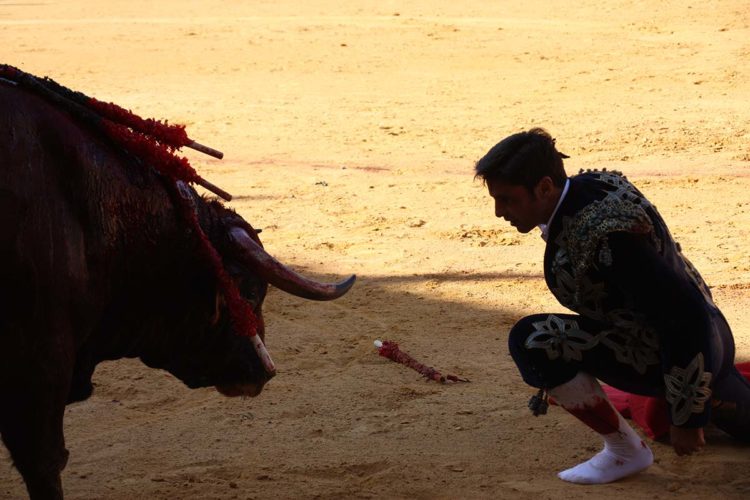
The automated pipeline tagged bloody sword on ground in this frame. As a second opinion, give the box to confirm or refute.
[374,340,469,383]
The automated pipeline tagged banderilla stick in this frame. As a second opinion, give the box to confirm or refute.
[196,178,233,202]
[374,339,470,383]
[187,140,224,160]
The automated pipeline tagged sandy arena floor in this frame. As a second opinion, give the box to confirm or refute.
[1,1,749,498]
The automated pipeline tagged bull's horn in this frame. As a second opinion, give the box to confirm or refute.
[229,227,356,300]
[250,333,276,376]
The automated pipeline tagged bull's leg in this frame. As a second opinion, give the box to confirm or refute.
[0,380,70,500]
[0,338,73,500]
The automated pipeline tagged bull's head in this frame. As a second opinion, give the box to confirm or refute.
[159,201,355,399]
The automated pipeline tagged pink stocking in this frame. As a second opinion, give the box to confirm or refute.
[549,372,653,484]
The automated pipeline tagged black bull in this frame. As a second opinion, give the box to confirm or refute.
[0,83,355,499]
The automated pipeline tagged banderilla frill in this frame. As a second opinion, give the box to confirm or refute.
[374,339,469,383]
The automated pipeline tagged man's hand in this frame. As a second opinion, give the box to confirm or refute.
[670,425,705,455]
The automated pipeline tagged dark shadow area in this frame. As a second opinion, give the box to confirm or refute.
[3,268,748,499]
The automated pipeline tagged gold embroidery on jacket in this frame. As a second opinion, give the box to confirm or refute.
[664,353,712,425]
[524,315,599,361]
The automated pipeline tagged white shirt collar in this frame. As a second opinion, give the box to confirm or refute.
[538,178,570,241]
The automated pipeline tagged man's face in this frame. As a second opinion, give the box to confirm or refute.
[486,178,551,233]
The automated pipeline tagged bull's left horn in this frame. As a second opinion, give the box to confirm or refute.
[229,227,356,300]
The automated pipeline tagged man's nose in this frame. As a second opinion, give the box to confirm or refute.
[495,201,506,218]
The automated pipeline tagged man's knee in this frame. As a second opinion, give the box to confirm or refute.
[507,314,557,388]
[508,314,548,361]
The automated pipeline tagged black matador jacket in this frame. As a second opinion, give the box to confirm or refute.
[543,169,718,427]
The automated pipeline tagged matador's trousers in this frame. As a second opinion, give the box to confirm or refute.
[508,310,750,440]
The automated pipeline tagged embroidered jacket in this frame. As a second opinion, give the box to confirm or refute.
[544,170,715,427]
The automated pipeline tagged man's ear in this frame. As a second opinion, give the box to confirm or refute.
[535,176,555,199]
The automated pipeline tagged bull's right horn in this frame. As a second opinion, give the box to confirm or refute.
[229,227,356,301]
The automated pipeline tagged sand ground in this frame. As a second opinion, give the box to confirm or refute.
[1,1,750,498]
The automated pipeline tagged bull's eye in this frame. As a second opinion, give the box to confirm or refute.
[240,285,262,307]
[226,266,265,307]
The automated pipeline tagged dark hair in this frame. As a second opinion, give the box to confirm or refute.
[474,128,568,190]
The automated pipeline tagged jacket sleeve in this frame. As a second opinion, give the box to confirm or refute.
[600,231,714,428]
